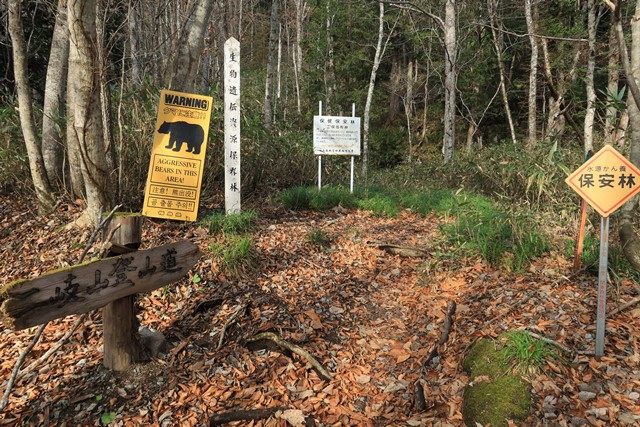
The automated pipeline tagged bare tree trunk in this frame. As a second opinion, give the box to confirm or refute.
[442,0,456,163]
[363,1,385,181]
[583,0,596,155]
[7,0,55,211]
[164,0,214,91]
[605,24,619,143]
[96,0,116,185]
[42,0,69,187]
[324,0,336,114]
[68,0,112,227]
[66,67,84,198]
[263,0,279,129]
[525,0,538,148]
[128,0,142,85]
[618,0,640,270]
[487,0,516,144]
[404,60,414,161]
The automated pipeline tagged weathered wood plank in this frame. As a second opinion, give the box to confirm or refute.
[1,240,201,330]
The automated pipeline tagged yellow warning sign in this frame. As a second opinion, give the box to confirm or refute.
[142,89,213,222]
[566,145,640,217]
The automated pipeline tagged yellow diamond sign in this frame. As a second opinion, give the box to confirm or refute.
[566,145,640,217]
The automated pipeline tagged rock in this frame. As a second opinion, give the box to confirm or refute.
[139,327,168,357]
[329,306,345,315]
[356,375,371,384]
[629,391,639,401]
[570,416,587,426]
[618,412,638,425]
[586,408,608,421]
[578,391,596,401]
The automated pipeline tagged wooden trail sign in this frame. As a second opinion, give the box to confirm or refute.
[1,240,201,330]
[142,89,213,222]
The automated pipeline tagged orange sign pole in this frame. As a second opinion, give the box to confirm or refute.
[573,150,593,272]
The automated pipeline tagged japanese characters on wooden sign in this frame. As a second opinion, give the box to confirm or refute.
[224,37,241,214]
[142,89,213,222]
[565,145,640,217]
[313,115,361,155]
[1,241,201,330]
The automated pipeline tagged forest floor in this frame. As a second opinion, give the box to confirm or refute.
[0,194,639,426]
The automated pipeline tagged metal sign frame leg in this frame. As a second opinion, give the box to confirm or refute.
[595,215,609,357]
[318,101,323,190]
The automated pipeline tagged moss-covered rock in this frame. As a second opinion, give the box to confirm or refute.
[462,338,531,427]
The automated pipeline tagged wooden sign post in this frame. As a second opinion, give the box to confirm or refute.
[224,37,241,214]
[1,238,201,369]
[566,145,640,357]
[103,214,143,370]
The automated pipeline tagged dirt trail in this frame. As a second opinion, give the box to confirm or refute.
[1,198,639,426]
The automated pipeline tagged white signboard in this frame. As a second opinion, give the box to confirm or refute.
[313,115,361,155]
[224,37,241,214]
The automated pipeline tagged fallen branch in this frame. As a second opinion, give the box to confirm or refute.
[414,300,457,412]
[0,324,45,412]
[78,204,123,262]
[16,314,86,382]
[368,240,427,257]
[609,296,640,317]
[246,332,333,381]
[0,206,120,414]
[209,407,288,426]
[217,304,246,350]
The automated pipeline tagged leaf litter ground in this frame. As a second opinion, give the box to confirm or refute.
[0,196,639,426]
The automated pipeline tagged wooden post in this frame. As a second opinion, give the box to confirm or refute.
[103,213,143,371]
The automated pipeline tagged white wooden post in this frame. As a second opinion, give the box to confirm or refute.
[350,103,356,193]
[318,101,323,190]
[224,37,241,214]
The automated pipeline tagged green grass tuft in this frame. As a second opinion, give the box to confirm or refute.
[307,228,331,247]
[356,194,399,217]
[280,186,312,210]
[209,235,257,275]
[201,210,257,234]
[501,331,558,374]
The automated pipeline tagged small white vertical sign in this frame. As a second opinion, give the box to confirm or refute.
[224,37,241,214]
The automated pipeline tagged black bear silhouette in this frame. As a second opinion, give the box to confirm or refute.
[157,121,205,155]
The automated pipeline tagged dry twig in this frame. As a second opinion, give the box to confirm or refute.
[217,304,246,350]
[246,332,333,381]
[414,300,457,412]
[209,407,289,426]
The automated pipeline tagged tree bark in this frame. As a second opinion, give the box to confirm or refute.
[487,0,516,144]
[619,0,640,270]
[363,2,385,181]
[525,0,538,148]
[324,0,336,114]
[164,0,214,91]
[583,0,596,155]
[128,0,142,85]
[42,0,69,187]
[7,0,55,211]
[442,0,456,163]
[605,24,620,144]
[263,0,279,129]
[68,0,112,227]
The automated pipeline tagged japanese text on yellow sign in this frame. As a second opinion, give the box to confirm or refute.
[142,89,213,222]
[565,145,640,217]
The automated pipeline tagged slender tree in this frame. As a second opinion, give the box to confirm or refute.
[525,0,538,147]
[7,0,55,211]
[42,0,69,186]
